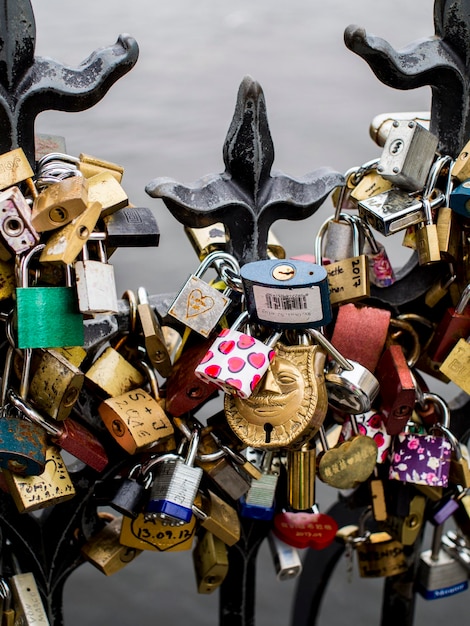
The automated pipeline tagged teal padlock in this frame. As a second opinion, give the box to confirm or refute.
[16,244,84,349]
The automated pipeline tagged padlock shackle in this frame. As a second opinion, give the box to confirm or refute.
[6,388,61,437]
[455,283,470,315]
[16,243,45,288]
[308,329,353,371]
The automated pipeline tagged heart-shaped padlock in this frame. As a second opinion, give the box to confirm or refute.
[273,510,338,550]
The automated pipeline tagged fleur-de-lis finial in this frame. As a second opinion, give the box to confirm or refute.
[0,0,139,166]
[344,0,470,157]
[146,76,343,265]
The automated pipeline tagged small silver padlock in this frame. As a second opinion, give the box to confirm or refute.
[168,250,240,337]
[239,450,279,521]
[267,531,303,581]
[195,310,282,399]
[376,119,438,191]
[240,258,331,329]
[144,428,203,525]
[74,235,119,314]
[0,186,40,255]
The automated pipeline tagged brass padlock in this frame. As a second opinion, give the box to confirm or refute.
[192,529,229,594]
[120,511,196,552]
[192,490,241,546]
[78,153,124,182]
[87,171,128,217]
[0,148,34,191]
[81,515,142,575]
[137,287,172,377]
[31,175,89,232]
[85,346,145,398]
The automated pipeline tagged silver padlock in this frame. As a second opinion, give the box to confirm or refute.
[74,235,119,314]
[169,250,240,337]
[267,531,303,581]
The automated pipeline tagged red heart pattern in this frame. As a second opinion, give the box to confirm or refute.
[218,340,235,354]
[247,352,266,369]
[237,334,256,349]
[227,357,245,373]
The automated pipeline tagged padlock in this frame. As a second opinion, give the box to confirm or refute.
[239,450,279,521]
[9,573,50,624]
[109,463,151,519]
[357,186,444,236]
[102,205,160,249]
[15,244,84,349]
[240,258,331,329]
[0,186,40,255]
[310,328,380,415]
[2,444,75,513]
[431,485,467,526]
[329,302,391,374]
[144,428,203,525]
[267,532,303,581]
[376,119,438,191]
[0,258,15,300]
[349,163,393,203]
[31,175,89,232]
[354,216,396,287]
[120,511,197,552]
[98,387,174,455]
[316,419,378,490]
[287,442,316,511]
[169,250,240,337]
[39,200,102,265]
[192,529,229,594]
[374,344,417,436]
[382,493,426,546]
[6,388,109,472]
[81,514,142,575]
[416,523,469,599]
[449,179,470,218]
[74,238,119,314]
[427,283,470,364]
[224,335,328,449]
[0,577,15,626]
[273,505,338,550]
[0,346,47,476]
[77,153,124,182]
[0,147,34,191]
[85,346,145,398]
[439,335,470,394]
[34,152,80,189]
[28,348,84,421]
[323,170,358,261]
[451,138,470,182]
[192,489,241,546]
[389,393,453,487]
[195,310,281,400]
[136,287,172,377]
[86,170,128,217]
[314,212,370,306]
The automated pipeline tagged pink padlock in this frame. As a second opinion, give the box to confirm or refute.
[195,311,282,399]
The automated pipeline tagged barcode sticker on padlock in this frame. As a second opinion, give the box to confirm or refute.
[252,285,323,325]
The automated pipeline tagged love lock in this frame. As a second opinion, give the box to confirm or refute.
[272,507,338,550]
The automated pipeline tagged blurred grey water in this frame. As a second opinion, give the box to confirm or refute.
[26,1,470,624]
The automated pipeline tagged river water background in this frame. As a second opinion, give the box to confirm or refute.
[27,1,470,624]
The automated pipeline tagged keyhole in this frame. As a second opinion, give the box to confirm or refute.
[389,139,403,155]
[264,422,273,444]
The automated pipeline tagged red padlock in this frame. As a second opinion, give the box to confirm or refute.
[273,508,338,550]
[375,344,416,436]
[426,283,470,363]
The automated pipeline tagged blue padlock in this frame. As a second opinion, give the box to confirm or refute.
[449,180,470,217]
[240,258,332,329]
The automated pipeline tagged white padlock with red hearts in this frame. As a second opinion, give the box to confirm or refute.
[195,311,281,399]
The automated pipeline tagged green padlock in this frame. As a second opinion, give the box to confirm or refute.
[15,244,84,349]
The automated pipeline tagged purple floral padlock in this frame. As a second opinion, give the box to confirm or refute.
[340,410,392,464]
[195,311,282,399]
[388,393,453,487]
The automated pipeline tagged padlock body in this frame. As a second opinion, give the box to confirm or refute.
[416,549,469,599]
[147,459,203,524]
[358,189,426,236]
[53,417,109,472]
[0,416,47,475]
[120,512,196,552]
[75,259,119,314]
[16,286,84,349]
[356,535,408,578]
[240,259,331,328]
[439,338,470,394]
[81,516,142,575]
[103,206,160,248]
[0,186,40,254]
[195,328,276,399]
[389,431,452,486]
[427,306,470,364]
[449,180,470,217]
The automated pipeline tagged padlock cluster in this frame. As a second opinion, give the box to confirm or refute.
[2,112,470,607]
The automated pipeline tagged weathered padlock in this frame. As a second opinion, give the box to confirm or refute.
[0,186,40,255]
[31,175,89,232]
[2,444,75,513]
[81,514,142,575]
[192,529,229,594]
[9,572,50,624]
[85,346,145,398]
[439,334,470,394]
[74,237,119,314]
[309,328,380,415]
[195,310,281,400]
[102,205,160,249]
[224,335,328,449]
[0,147,34,191]
[15,244,84,349]
[389,393,453,487]
[192,490,241,547]
[416,523,469,600]
[314,212,370,306]
[169,250,240,337]
[376,119,438,191]
[98,387,174,455]
[28,348,84,421]
[120,511,197,552]
[240,258,331,329]
[144,428,203,525]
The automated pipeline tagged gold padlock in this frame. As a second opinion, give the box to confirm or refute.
[192,529,229,594]
[87,171,128,217]
[78,153,124,182]
[81,515,142,575]
[192,490,241,547]
[39,200,102,264]
[85,346,145,398]
[2,445,75,513]
[120,512,196,552]
[31,176,89,232]
[0,148,34,191]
